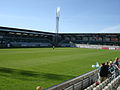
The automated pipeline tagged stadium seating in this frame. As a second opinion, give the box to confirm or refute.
[46,69,120,90]
[91,76,120,90]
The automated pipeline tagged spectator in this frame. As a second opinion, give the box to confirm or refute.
[99,63,109,82]
[36,86,42,90]
[108,61,115,79]
[114,57,120,77]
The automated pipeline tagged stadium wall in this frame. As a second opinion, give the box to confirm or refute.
[75,44,120,50]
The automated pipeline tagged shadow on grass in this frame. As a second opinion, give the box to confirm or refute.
[0,67,13,73]
[20,70,39,77]
[0,67,75,81]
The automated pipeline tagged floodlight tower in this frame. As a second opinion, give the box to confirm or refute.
[55,7,60,46]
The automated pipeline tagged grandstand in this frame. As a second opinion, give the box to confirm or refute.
[0,26,54,48]
[46,69,120,90]
[0,26,120,48]
[0,26,120,90]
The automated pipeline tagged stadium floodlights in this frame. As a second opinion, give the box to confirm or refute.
[92,62,100,68]
[56,7,60,17]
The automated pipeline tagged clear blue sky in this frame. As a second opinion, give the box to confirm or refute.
[0,0,120,33]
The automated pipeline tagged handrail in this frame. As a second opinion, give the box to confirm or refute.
[45,69,99,90]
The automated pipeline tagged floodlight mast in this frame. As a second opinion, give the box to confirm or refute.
[55,7,60,46]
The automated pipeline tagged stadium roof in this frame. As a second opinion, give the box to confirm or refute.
[0,26,120,36]
[0,26,54,36]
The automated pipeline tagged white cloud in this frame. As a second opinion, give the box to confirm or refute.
[99,24,120,33]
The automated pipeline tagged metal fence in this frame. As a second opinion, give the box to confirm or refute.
[45,69,99,90]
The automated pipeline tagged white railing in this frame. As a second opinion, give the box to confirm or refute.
[86,75,120,90]
[103,75,120,90]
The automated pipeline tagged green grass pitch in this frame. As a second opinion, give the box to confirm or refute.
[0,48,120,90]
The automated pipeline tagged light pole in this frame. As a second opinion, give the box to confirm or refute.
[55,7,60,46]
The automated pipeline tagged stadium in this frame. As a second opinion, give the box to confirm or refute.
[0,1,120,90]
[0,26,120,48]
[0,26,120,90]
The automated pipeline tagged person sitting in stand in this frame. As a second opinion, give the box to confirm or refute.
[113,57,120,77]
[108,60,115,79]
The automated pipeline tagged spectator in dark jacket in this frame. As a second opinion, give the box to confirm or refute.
[100,63,109,82]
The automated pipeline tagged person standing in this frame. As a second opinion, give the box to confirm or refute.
[53,46,55,50]
[99,63,109,82]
